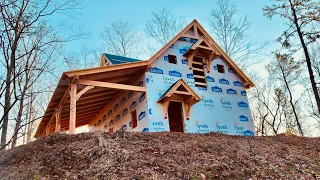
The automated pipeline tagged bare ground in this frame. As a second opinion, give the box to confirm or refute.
[0,132,319,180]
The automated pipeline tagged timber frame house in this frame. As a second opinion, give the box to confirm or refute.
[35,20,255,138]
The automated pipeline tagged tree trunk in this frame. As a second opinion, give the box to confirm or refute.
[289,0,320,115]
[11,92,25,148]
[1,68,12,148]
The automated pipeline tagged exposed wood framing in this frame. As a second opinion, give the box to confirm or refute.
[65,61,148,77]
[76,85,94,101]
[157,79,201,120]
[69,83,77,134]
[78,79,146,92]
[193,25,198,38]
[55,110,61,132]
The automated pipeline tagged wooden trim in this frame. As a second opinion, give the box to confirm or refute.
[193,25,198,38]
[195,82,207,86]
[181,34,198,39]
[198,45,212,50]
[55,110,61,132]
[192,61,203,65]
[175,91,192,95]
[76,86,94,101]
[69,83,77,134]
[192,67,204,72]
[194,75,205,79]
[78,79,146,92]
[65,61,148,77]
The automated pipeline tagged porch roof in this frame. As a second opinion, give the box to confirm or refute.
[34,61,148,138]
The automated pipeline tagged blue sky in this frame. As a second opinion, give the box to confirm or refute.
[62,0,286,61]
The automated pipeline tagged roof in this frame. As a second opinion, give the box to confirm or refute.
[34,61,148,138]
[104,53,141,65]
[157,79,201,103]
[147,19,254,88]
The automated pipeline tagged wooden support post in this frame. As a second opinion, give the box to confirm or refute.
[69,83,77,134]
[55,110,61,132]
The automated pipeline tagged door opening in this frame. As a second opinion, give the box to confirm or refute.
[168,101,184,132]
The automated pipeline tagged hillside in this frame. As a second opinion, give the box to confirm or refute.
[0,132,319,179]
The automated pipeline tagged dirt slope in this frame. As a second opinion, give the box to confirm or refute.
[0,132,319,179]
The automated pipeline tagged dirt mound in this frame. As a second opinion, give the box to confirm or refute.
[0,132,319,179]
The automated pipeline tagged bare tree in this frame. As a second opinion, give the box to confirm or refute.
[64,46,100,70]
[266,53,304,135]
[208,0,266,70]
[101,20,141,58]
[145,8,186,46]
[0,0,83,149]
[264,0,320,116]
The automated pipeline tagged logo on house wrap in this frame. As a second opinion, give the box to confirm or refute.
[182,59,188,64]
[216,124,228,133]
[239,115,249,122]
[109,120,114,126]
[121,97,126,105]
[142,128,149,132]
[115,115,120,122]
[234,126,244,134]
[114,104,119,111]
[152,121,165,131]
[244,130,254,136]
[233,81,243,87]
[169,70,182,77]
[228,68,235,73]
[206,76,214,82]
[130,101,137,110]
[139,93,146,102]
[238,101,248,108]
[102,114,107,121]
[202,98,215,108]
[169,44,174,49]
[187,73,194,79]
[149,108,152,114]
[121,124,127,130]
[128,91,134,98]
[164,56,168,61]
[108,110,112,116]
[220,98,232,110]
[241,90,247,96]
[179,37,187,41]
[196,123,209,133]
[150,67,163,74]
[226,88,237,95]
[179,47,188,54]
[198,86,207,91]
[219,78,229,85]
[122,108,128,116]
[212,86,222,93]
[138,111,146,121]
[190,38,198,43]
[213,65,218,70]
[137,81,143,87]
[163,76,177,84]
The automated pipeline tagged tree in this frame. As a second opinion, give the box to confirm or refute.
[266,53,304,135]
[208,0,266,70]
[263,0,320,116]
[64,46,100,70]
[101,20,141,58]
[0,0,82,149]
[145,8,186,55]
